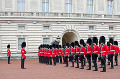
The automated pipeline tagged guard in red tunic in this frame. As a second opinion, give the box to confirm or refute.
[41,45,44,63]
[58,45,62,63]
[69,42,75,67]
[21,42,26,69]
[64,43,70,67]
[85,38,93,70]
[52,44,57,66]
[79,39,86,69]
[56,45,59,63]
[99,36,107,72]
[62,45,65,64]
[92,37,100,71]
[107,42,110,65]
[46,45,49,65]
[38,45,42,63]
[48,45,52,65]
[7,44,11,64]
[75,41,80,68]
[108,38,115,69]
[114,41,119,66]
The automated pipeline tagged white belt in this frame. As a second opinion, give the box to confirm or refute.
[81,52,84,53]
[76,52,79,53]
[110,50,115,51]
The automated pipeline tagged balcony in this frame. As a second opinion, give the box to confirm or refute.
[0,12,120,19]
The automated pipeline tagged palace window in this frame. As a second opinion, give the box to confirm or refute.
[107,0,113,14]
[18,26,25,30]
[17,0,25,12]
[89,26,94,30]
[43,38,50,44]
[109,26,114,31]
[87,0,93,14]
[43,26,49,30]
[65,0,72,13]
[18,38,25,50]
[42,0,49,12]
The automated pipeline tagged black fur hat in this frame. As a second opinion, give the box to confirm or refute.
[65,43,69,47]
[107,41,110,46]
[75,41,79,46]
[52,44,55,48]
[7,44,10,48]
[109,38,114,45]
[93,37,98,45]
[21,42,26,48]
[99,36,105,44]
[114,41,118,46]
[87,38,92,45]
[80,39,86,47]
[71,42,75,48]
[58,45,61,48]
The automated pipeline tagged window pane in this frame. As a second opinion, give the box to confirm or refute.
[17,0,25,12]
[18,38,25,50]
[43,38,50,44]
[109,27,113,30]
[42,0,49,12]
[18,26,25,30]
[65,0,72,13]
[89,26,94,30]
[107,0,113,14]
[43,26,49,30]
[87,0,93,14]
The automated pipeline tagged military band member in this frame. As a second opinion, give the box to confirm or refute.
[69,42,75,67]
[52,44,57,66]
[75,41,80,68]
[64,43,70,67]
[79,39,86,69]
[92,37,100,71]
[108,38,115,69]
[62,45,65,64]
[7,44,11,64]
[114,41,119,66]
[56,45,59,63]
[21,42,26,69]
[107,42,110,65]
[99,36,107,72]
[41,45,44,63]
[58,45,62,63]
[48,45,52,65]
[38,45,41,63]
[46,45,49,65]
[85,38,93,70]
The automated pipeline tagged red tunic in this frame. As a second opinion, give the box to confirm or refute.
[87,46,93,55]
[101,45,107,57]
[21,48,26,59]
[41,49,44,56]
[46,49,49,57]
[65,48,70,56]
[59,49,62,56]
[44,49,46,57]
[80,47,86,55]
[56,49,59,56]
[52,49,57,57]
[62,49,65,56]
[115,47,119,54]
[93,45,100,55]
[7,49,11,56]
[106,47,109,56]
[76,47,80,55]
[38,49,42,56]
[71,48,75,55]
[110,45,115,54]
[48,50,52,57]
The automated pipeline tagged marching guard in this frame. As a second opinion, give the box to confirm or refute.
[21,42,26,69]
[7,44,11,64]
[79,39,86,69]
[85,38,93,70]
[114,41,119,66]
[58,45,62,63]
[99,36,107,72]
[48,45,52,65]
[92,37,100,71]
[52,44,57,66]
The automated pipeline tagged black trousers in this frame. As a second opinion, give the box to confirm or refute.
[101,55,106,72]
[92,53,98,70]
[108,53,114,68]
[79,54,84,68]
[8,56,10,64]
[59,56,62,63]
[115,53,118,66]
[53,57,56,65]
[85,53,91,69]
[75,54,79,67]
[41,56,44,63]
[64,56,68,66]
[69,55,74,66]
[48,57,52,65]
[21,58,25,69]
[63,56,66,64]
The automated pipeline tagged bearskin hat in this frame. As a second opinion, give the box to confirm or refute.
[99,36,106,44]
[65,43,69,47]
[107,41,110,46]
[7,44,10,48]
[87,38,92,45]
[114,41,118,46]
[80,39,86,47]
[93,37,98,45]
[109,38,114,45]
[21,42,26,48]
[71,42,75,48]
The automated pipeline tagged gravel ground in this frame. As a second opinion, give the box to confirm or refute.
[0,57,120,79]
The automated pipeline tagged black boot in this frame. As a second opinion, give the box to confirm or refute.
[86,60,91,70]
[79,61,84,69]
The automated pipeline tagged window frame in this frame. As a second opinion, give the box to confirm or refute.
[43,38,50,44]
[87,0,94,14]
[65,0,72,13]
[107,0,114,15]
[42,0,49,12]
[18,38,25,50]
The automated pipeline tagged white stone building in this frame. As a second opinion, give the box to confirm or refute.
[0,0,120,54]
